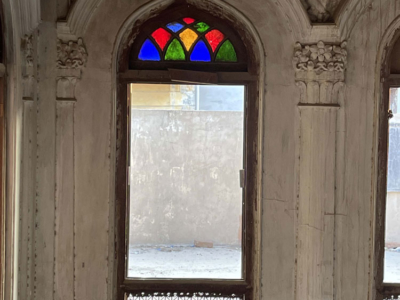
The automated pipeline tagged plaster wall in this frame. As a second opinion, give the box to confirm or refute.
[9,1,400,300]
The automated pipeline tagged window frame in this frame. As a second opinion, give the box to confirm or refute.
[115,6,261,300]
[116,70,258,299]
[375,75,400,300]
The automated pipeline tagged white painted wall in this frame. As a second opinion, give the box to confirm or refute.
[6,1,400,300]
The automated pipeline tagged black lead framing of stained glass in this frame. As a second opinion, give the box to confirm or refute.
[128,6,248,72]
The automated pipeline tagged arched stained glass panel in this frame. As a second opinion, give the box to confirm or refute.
[166,22,184,33]
[151,28,171,50]
[179,29,198,51]
[216,40,237,62]
[193,22,210,33]
[190,40,211,62]
[205,29,224,52]
[138,39,161,61]
[136,17,239,63]
[165,38,185,60]
[183,17,195,24]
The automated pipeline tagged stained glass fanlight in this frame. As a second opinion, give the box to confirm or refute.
[190,40,211,62]
[137,17,238,63]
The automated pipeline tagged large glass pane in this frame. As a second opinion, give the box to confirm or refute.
[384,87,400,283]
[128,84,245,279]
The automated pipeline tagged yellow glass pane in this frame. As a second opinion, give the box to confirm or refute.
[179,28,198,51]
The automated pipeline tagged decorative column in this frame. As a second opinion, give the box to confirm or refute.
[293,41,347,300]
[54,38,87,300]
[19,34,36,300]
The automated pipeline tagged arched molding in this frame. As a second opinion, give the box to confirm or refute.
[109,0,267,298]
[371,13,400,300]
[64,0,104,37]
[273,0,311,40]
[336,0,373,39]
[61,0,313,42]
[17,0,40,34]
[375,16,400,80]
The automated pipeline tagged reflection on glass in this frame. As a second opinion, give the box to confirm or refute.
[128,84,245,279]
[384,88,400,283]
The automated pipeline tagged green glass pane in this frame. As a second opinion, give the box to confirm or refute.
[194,22,210,33]
[165,38,185,60]
[216,40,237,62]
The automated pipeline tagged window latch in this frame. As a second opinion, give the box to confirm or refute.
[389,109,394,119]
[239,169,245,188]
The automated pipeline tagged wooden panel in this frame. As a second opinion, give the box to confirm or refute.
[296,107,337,300]
[54,102,75,300]
[19,100,36,300]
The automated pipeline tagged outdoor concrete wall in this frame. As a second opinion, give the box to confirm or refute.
[131,84,196,110]
[386,192,400,248]
[129,110,243,246]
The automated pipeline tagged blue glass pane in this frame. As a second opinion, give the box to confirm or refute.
[166,22,184,33]
[190,40,211,62]
[138,39,161,61]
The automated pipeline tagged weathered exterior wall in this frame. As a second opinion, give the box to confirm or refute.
[131,84,196,110]
[6,1,400,300]
[129,110,243,245]
[386,192,400,247]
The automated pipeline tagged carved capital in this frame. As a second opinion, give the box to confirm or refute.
[57,38,88,69]
[56,38,87,101]
[293,40,347,81]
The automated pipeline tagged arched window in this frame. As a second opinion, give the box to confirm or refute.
[376,33,400,300]
[115,4,260,300]
[136,19,237,63]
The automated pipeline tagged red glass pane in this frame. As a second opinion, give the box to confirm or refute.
[183,17,195,24]
[205,29,225,52]
[151,28,171,50]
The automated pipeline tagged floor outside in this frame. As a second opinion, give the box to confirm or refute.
[128,245,242,279]
[128,246,400,282]
[385,249,400,283]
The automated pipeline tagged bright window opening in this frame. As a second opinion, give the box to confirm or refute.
[127,83,245,279]
[384,87,400,283]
